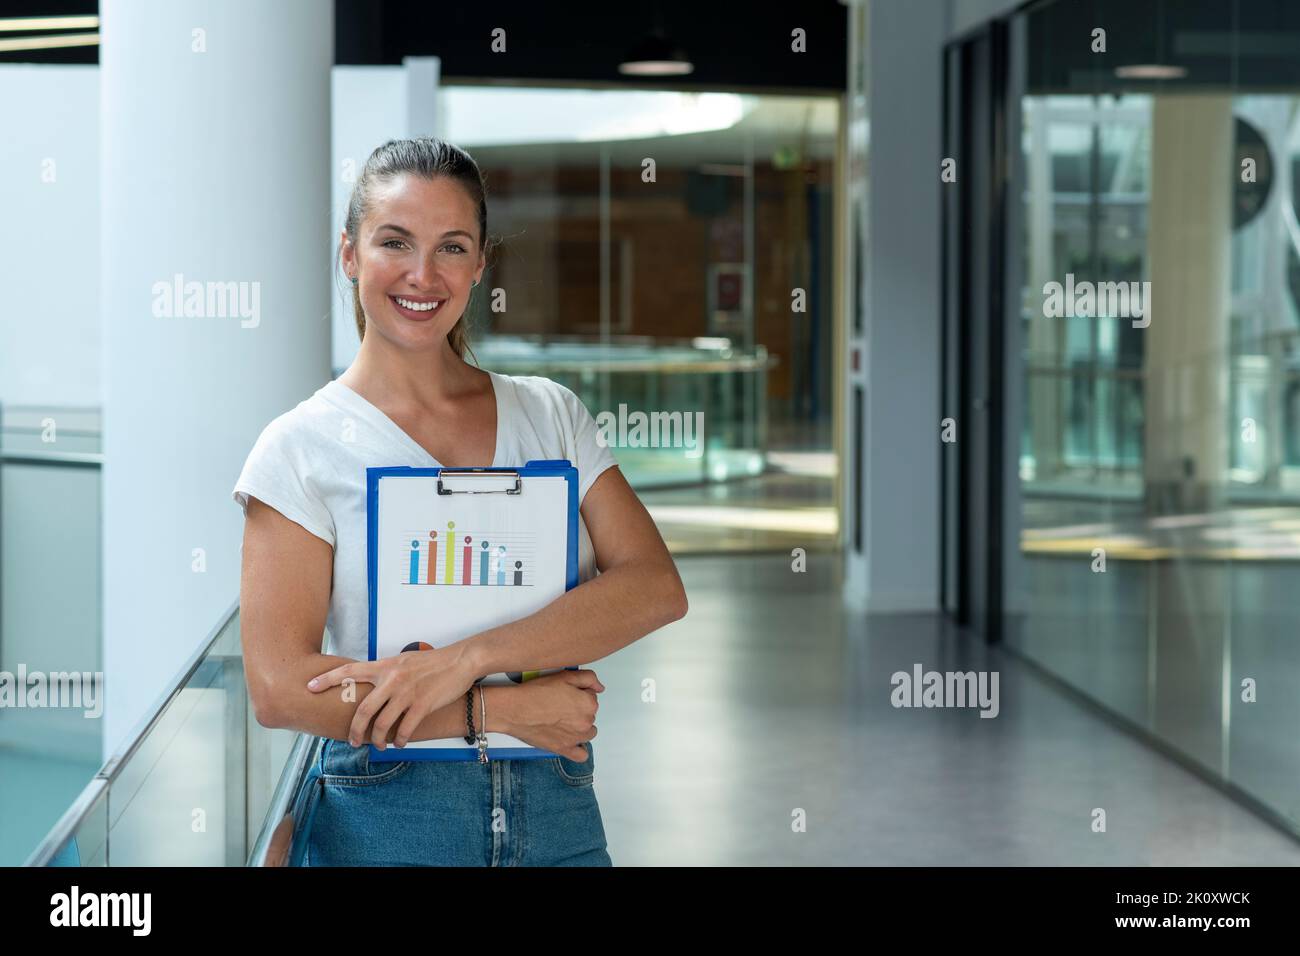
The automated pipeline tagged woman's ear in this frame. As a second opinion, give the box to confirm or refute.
[340,229,357,278]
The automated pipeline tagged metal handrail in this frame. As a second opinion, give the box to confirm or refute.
[247,732,321,867]
[99,597,240,780]
[0,450,103,467]
[1024,364,1144,380]
[22,779,107,867]
[23,597,240,866]
[483,356,777,374]
[24,596,330,867]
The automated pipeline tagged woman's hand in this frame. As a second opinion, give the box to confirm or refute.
[495,669,605,761]
[306,644,479,749]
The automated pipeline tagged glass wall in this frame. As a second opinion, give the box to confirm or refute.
[332,79,840,553]
[1005,0,1300,830]
[420,87,840,554]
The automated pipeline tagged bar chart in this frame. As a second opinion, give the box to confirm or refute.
[400,521,537,587]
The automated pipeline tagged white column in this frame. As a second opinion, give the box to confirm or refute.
[844,0,945,612]
[405,56,442,138]
[1143,95,1233,514]
[100,0,332,756]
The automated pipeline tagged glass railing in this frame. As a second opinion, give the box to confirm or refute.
[0,402,105,865]
[1019,328,1300,500]
[346,333,777,488]
[248,732,323,867]
[24,601,310,866]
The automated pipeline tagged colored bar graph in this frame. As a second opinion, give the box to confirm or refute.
[401,527,535,586]
[444,521,456,584]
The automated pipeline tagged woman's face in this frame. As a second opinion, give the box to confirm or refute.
[342,173,485,351]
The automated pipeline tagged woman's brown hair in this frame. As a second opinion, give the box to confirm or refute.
[342,137,492,361]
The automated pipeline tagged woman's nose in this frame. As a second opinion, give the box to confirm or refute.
[409,252,442,289]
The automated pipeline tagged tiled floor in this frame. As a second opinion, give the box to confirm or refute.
[640,452,838,554]
[9,527,1300,866]
[588,551,1300,865]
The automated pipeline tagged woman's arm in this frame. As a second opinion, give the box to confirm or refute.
[240,494,518,740]
[305,465,687,749]
[462,465,688,674]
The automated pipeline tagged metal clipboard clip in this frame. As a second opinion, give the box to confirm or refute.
[436,469,522,496]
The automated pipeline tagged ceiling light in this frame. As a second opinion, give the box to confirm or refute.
[1114,64,1187,79]
[0,32,98,53]
[0,15,98,32]
[619,29,694,76]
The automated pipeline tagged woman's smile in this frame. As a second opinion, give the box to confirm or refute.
[389,294,446,321]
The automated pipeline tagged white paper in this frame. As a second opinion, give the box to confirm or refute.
[373,472,573,753]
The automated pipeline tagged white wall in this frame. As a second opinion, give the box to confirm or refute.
[0,66,100,408]
[1,63,412,396]
[330,67,408,372]
[0,65,102,764]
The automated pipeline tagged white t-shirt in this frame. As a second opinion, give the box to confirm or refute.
[231,370,619,661]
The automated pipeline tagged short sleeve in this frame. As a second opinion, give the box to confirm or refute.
[231,418,336,547]
[554,382,619,504]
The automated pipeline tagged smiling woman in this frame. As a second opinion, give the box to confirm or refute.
[339,139,491,358]
[232,137,688,867]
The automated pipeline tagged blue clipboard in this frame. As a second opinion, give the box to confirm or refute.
[365,459,580,761]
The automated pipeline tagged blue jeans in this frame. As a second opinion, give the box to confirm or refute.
[297,738,612,866]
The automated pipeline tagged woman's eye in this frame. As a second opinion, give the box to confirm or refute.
[381,239,464,252]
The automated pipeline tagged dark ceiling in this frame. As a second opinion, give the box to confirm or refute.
[336,0,846,91]
[2,0,847,92]
[1025,0,1300,93]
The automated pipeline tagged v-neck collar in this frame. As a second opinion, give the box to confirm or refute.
[322,369,506,468]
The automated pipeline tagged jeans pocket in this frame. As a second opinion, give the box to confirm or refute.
[551,740,595,787]
[319,738,414,788]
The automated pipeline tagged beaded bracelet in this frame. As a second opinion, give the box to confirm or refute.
[464,685,491,763]
[463,687,477,744]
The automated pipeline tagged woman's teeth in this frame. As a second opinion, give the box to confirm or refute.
[394,297,442,312]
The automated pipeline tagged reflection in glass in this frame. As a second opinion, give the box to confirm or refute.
[1008,0,1300,835]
